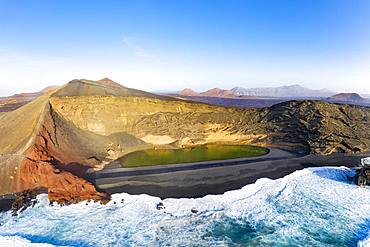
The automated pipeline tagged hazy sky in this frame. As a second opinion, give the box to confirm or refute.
[1,0,370,96]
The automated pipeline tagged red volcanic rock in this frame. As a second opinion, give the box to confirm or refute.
[18,139,109,204]
[15,104,110,205]
[18,159,108,204]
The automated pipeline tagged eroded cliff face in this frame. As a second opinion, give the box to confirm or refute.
[16,107,107,204]
[48,90,271,148]
[0,88,112,202]
[0,93,52,196]
[49,93,370,156]
[5,103,109,203]
[18,159,107,204]
[49,96,230,136]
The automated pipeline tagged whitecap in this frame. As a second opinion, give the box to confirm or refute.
[0,235,58,246]
[0,167,369,246]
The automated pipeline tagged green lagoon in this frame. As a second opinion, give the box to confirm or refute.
[119,144,268,168]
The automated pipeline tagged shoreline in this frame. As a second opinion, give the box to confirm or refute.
[1,150,367,212]
[91,148,366,198]
[94,153,364,198]
[1,166,369,246]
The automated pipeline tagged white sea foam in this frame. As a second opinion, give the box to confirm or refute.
[359,232,370,247]
[0,235,57,246]
[0,167,369,246]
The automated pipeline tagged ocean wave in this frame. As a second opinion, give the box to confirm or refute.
[0,167,369,246]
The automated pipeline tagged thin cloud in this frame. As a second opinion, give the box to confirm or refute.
[122,37,149,57]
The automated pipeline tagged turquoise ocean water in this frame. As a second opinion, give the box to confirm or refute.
[0,167,369,247]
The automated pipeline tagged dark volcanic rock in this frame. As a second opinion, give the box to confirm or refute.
[0,195,16,212]
[191,208,199,214]
[0,184,49,214]
[156,202,165,210]
[262,100,370,154]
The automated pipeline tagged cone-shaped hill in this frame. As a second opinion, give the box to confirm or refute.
[53,78,173,100]
[0,79,369,203]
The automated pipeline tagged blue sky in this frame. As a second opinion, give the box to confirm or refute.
[0,0,370,95]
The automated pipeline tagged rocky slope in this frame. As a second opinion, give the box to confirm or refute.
[261,100,369,154]
[0,78,369,202]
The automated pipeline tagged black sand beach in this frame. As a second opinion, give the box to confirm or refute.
[1,148,367,211]
[91,148,367,198]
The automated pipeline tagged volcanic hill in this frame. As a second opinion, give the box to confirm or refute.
[0,78,369,202]
[178,88,234,98]
[178,88,199,96]
[201,88,234,98]
[327,93,365,102]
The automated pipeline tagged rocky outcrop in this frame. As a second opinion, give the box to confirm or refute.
[10,188,47,215]
[18,158,108,204]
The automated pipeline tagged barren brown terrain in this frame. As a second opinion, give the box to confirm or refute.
[0,78,369,203]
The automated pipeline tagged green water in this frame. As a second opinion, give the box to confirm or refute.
[119,144,268,168]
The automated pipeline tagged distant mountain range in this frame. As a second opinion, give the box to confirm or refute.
[172,85,370,108]
[178,88,234,98]
[230,84,335,98]
[177,84,336,98]
[0,85,59,112]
